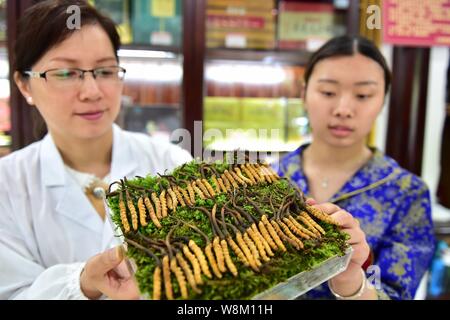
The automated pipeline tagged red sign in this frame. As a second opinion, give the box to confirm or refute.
[382,0,450,47]
[207,15,266,30]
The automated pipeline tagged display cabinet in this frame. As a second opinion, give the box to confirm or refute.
[202,0,358,153]
[6,0,359,155]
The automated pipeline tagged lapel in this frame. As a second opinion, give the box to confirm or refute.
[40,134,103,234]
[329,150,401,202]
[40,125,138,235]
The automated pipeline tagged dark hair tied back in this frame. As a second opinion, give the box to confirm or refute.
[304,35,391,95]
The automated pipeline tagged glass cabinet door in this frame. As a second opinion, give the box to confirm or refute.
[91,0,184,142]
[203,0,351,154]
[118,50,182,141]
[204,60,308,153]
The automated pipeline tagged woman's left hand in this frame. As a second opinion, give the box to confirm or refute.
[306,199,375,299]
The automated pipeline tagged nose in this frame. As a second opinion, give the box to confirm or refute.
[332,95,354,119]
[78,72,102,101]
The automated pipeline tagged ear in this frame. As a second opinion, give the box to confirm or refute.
[14,71,34,105]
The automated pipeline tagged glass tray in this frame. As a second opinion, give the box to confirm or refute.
[103,197,353,300]
[252,246,353,300]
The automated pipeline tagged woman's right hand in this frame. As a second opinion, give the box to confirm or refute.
[80,246,140,300]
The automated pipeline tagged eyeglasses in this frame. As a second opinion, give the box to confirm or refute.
[23,66,126,88]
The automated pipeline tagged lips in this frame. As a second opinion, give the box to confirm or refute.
[328,124,354,138]
[75,110,105,121]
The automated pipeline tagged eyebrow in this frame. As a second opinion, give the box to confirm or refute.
[317,79,378,86]
[354,81,378,86]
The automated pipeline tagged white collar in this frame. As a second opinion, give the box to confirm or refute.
[64,165,111,190]
[40,124,138,188]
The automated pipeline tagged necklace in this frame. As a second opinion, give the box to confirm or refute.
[85,180,109,221]
[86,180,108,199]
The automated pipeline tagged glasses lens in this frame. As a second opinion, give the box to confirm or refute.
[47,69,81,81]
[46,69,81,87]
[44,67,126,89]
[95,67,126,81]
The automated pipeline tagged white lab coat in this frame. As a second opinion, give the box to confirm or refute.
[0,124,192,299]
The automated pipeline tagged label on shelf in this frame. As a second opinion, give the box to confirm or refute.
[225,33,247,48]
[151,31,173,46]
[226,6,246,16]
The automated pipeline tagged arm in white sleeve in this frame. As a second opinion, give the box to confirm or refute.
[164,143,193,170]
[0,197,88,300]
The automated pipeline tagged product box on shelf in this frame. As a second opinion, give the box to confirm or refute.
[277,1,345,51]
[131,0,182,47]
[89,0,133,44]
[206,0,276,49]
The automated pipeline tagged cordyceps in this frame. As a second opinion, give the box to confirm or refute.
[175,219,214,280]
[106,158,349,300]
[124,238,162,300]
[188,206,224,279]
[165,225,189,299]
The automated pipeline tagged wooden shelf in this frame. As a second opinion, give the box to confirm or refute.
[206,48,312,66]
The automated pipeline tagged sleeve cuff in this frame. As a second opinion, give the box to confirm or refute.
[67,262,90,300]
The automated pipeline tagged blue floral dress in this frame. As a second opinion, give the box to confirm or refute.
[272,144,436,300]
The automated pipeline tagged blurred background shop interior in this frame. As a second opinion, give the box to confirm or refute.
[1,0,450,299]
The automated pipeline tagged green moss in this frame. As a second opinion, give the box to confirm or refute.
[106,161,349,300]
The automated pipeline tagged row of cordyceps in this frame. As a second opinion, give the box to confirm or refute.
[106,160,340,300]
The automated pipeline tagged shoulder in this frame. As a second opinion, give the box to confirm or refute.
[121,130,193,171]
[273,145,306,177]
[0,140,42,191]
[378,152,429,195]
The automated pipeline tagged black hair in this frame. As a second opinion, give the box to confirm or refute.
[15,0,120,75]
[304,35,391,94]
[13,0,120,140]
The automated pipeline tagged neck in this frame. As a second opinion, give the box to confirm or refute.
[304,140,372,172]
[51,129,113,178]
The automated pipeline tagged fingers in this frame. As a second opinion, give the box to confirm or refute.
[96,246,125,274]
[328,209,357,228]
[312,202,342,215]
[81,246,141,300]
[308,201,370,268]
[113,259,134,279]
[349,242,371,266]
[82,246,124,289]
[341,226,365,245]
[305,198,317,206]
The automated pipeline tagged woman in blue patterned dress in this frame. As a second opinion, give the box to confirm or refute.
[273,36,435,300]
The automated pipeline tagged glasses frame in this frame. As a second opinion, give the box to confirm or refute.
[22,66,127,82]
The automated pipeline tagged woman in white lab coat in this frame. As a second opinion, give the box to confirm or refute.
[0,0,191,299]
